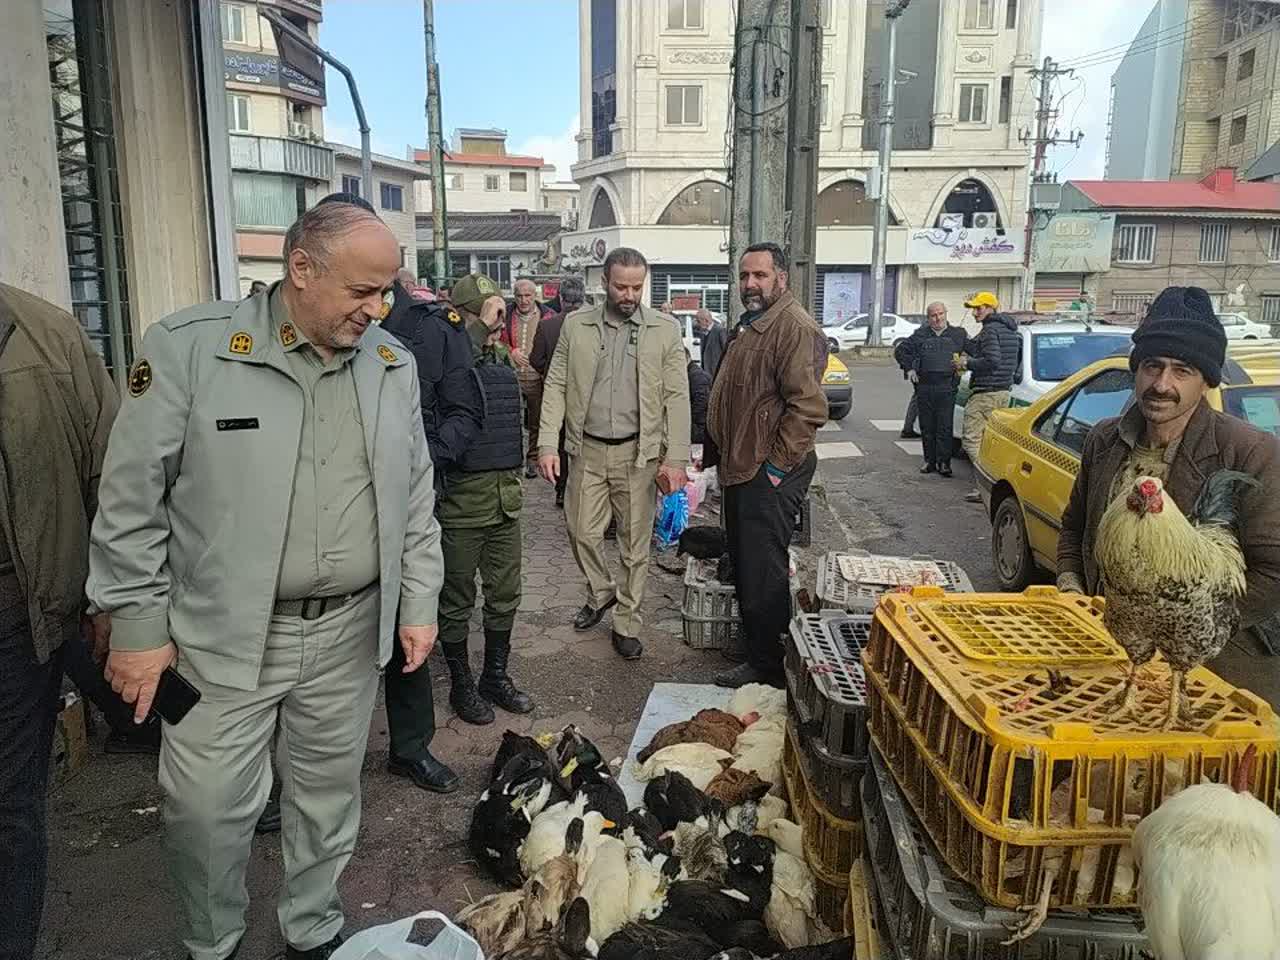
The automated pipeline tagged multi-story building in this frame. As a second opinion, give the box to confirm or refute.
[1108,0,1280,181]
[413,128,551,214]
[329,145,426,275]
[4,0,238,389]
[542,180,583,228]
[417,212,566,290]
[222,0,333,291]
[1060,167,1280,327]
[562,0,1043,324]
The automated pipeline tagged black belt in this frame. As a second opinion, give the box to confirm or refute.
[583,432,639,446]
[274,582,376,621]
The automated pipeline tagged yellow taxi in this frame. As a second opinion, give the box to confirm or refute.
[823,353,852,421]
[975,341,1280,589]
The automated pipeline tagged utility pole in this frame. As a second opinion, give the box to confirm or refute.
[1019,56,1083,309]
[728,0,791,324]
[784,0,823,314]
[868,0,910,348]
[423,0,450,285]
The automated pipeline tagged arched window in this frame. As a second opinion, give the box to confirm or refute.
[938,178,1002,230]
[656,180,728,226]
[588,189,617,228]
[816,179,896,226]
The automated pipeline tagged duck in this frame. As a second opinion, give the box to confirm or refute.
[579,833,632,942]
[521,795,613,878]
[491,729,558,785]
[636,709,749,763]
[643,770,709,832]
[526,817,587,930]
[761,819,803,861]
[657,832,779,953]
[731,715,785,789]
[599,921,721,960]
[494,896,596,960]
[621,807,671,855]
[672,804,729,881]
[764,848,819,949]
[455,889,529,957]
[728,684,786,724]
[557,725,628,831]
[707,939,856,959]
[471,749,566,885]
[705,767,771,809]
[633,742,733,792]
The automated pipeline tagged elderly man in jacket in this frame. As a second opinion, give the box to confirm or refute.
[1058,286,1280,664]
[537,247,689,660]
[894,302,967,477]
[0,283,118,960]
[708,243,828,688]
[88,202,443,960]
[958,291,1021,502]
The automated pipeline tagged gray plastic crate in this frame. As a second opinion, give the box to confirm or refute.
[785,614,871,771]
[681,557,740,650]
[862,748,1148,960]
[816,550,975,613]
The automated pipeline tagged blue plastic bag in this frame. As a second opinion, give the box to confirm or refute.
[655,490,690,547]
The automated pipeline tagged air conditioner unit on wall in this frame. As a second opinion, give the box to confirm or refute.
[289,121,311,139]
[972,212,996,230]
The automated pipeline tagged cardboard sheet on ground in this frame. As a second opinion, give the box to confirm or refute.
[617,682,731,808]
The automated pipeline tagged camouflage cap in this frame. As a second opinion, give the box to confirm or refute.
[450,272,501,314]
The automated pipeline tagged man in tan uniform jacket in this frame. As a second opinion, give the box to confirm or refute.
[537,248,689,659]
[88,203,443,960]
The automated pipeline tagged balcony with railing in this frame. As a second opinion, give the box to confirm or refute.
[229,134,333,181]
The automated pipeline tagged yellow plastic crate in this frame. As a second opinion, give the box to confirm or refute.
[783,720,863,878]
[806,832,849,935]
[864,585,1280,911]
[843,859,881,960]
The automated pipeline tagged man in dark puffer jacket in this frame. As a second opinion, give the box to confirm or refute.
[894,302,967,476]
[959,291,1021,502]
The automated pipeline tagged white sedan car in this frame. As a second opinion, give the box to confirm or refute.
[822,312,920,352]
[1218,312,1273,340]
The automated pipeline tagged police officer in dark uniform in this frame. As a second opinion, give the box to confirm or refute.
[379,267,484,793]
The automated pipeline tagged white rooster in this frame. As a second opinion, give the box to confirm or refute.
[1132,745,1280,960]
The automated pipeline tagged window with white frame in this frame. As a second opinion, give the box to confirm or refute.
[226,93,251,133]
[1199,222,1229,264]
[221,2,247,43]
[1262,294,1280,326]
[665,85,703,126]
[449,174,464,190]
[958,84,988,124]
[477,253,511,288]
[963,0,995,30]
[1112,292,1154,316]
[1115,223,1156,263]
[666,0,703,30]
[1268,224,1280,261]
[484,174,501,192]
[380,182,403,212]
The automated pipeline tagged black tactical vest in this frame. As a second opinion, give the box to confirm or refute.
[458,359,524,473]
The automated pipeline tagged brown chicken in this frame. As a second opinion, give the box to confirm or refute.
[636,709,747,763]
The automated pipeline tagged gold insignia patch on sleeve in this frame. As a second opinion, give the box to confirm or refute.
[127,359,153,397]
[377,344,398,363]
[379,290,394,320]
[279,322,297,346]
[447,310,462,326]
[229,332,253,355]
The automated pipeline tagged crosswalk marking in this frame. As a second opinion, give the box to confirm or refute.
[817,422,842,433]
[815,442,864,460]
[893,440,924,457]
[869,419,905,432]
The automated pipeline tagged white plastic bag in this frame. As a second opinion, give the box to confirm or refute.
[330,911,485,960]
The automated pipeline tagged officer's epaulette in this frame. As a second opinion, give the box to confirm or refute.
[158,301,241,332]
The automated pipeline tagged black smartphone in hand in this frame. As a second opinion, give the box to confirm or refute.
[151,667,201,725]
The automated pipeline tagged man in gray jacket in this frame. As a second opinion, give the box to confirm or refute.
[88,203,444,960]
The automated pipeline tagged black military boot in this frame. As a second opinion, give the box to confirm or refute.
[478,630,534,714]
[443,642,495,725]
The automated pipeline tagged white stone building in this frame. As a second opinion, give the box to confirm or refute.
[563,0,1043,324]
[413,128,553,214]
[329,145,426,275]
[541,180,583,228]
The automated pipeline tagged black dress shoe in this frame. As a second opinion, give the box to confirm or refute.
[900,429,921,439]
[387,752,461,793]
[938,464,954,478]
[255,797,282,834]
[714,662,783,689]
[919,462,935,475]
[611,631,643,660]
[572,596,617,631]
[286,933,344,960]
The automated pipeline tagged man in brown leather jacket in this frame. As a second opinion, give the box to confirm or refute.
[707,243,828,687]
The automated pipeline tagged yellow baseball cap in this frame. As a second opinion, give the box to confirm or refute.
[965,291,999,309]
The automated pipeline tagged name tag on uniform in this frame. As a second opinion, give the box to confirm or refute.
[216,417,260,431]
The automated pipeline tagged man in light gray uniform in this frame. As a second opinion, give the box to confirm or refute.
[88,203,443,960]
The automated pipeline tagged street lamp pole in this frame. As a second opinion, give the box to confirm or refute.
[868,0,909,348]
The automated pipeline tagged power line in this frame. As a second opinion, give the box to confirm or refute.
[1057,9,1217,67]
[1062,14,1216,73]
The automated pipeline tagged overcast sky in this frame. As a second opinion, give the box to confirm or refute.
[320,0,1155,184]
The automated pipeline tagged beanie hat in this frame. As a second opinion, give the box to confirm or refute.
[1129,285,1226,387]
[450,272,501,315]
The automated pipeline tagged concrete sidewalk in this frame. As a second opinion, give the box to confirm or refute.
[36,475,850,960]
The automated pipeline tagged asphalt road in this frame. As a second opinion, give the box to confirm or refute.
[812,356,1005,592]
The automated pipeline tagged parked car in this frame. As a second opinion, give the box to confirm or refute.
[974,342,1280,589]
[1217,312,1273,340]
[822,312,921,352]
[952,321,1134,449]
[822,353,852,420]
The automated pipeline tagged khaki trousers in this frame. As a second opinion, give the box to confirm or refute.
[565,437,658,637]
[159,589,380,960]
[961,389,1010,463]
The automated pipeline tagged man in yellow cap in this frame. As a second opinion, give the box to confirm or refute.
[957,291,1021,502]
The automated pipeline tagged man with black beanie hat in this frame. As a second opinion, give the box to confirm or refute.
[1058,285,1280,664]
